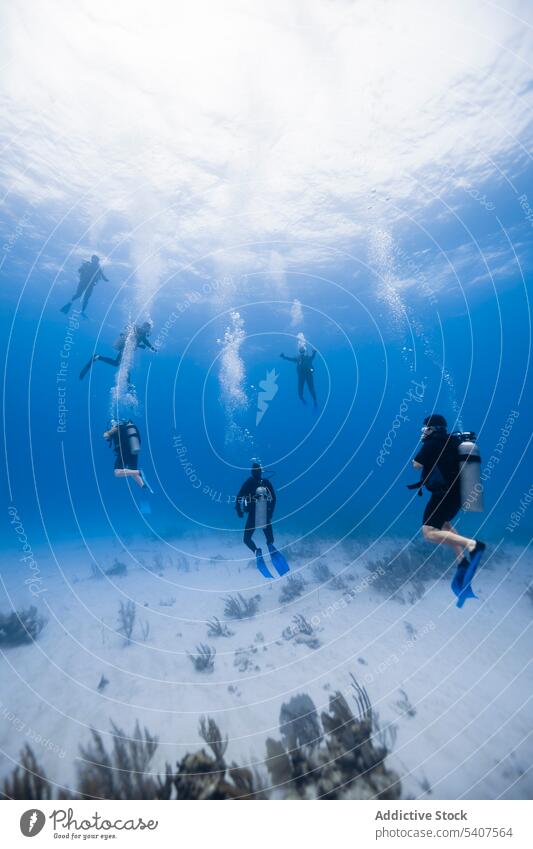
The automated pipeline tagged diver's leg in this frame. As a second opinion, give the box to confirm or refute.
[422,524,476,553]
[81,284,95,314]
[297,373,306,404]
[243,514,257,553]
[61,282,84,313]
[96,355,121,367]
[443,522,467,559]
[306,372,317,405]
[114,468,144,488]
[263,522,274,547]
[71,280,86,302]
[422,495,475,553]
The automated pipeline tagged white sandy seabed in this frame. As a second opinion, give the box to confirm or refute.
[0,533,532,800]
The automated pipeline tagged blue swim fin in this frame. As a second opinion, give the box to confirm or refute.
[451,558,471,597]
[456,542,485,609]
[268,544,290,576]
[139,469,154,495]
[256,548,273,579]
[79,356,95,380]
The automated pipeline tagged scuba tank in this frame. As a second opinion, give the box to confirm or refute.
[254,485,270,528]
[122,421,141,455]
[456,432,483,512]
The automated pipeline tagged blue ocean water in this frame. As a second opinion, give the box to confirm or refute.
[0,2,530,563]
[1,192,531,552]
[2,3,533,805]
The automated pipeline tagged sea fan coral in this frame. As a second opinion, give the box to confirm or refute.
[77,721,163,800]
[266,678,401,799]
[223,593,260,620]
[279,574,305,604]
[1,745,51,800]
[116,601,136,643]
[207,616,234,637]
[188,644,216,672]
[2,679,400,801]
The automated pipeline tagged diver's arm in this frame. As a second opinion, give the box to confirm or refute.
[140,342,156,351]
[138,336,156,351]
[280,353,297,362]
[103,425,118,440]
[101,271,109,282]
[310,349,316,360]
[412,460,423,470]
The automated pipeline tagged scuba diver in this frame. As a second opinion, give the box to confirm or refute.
[280,344,317,407]
[103,420,153,495]
[410,414,486,607]
[235,462,289,578]
[79,321,156,380]
[60,255,108,317]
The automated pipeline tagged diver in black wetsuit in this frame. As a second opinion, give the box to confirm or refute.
[411,414,485,590]
[103,420,152,491]
[280,347,317,406]
[235,463,276,554]
[60,255,108,317]
[79,322,156,380]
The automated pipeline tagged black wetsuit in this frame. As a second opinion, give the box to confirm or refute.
[414,432,462,529]
[97,326,156,368]
[109,423,140,471]
[235,476,276,552]
[70,261,108,312]
[282,351,317,403]
[80,325,155,380]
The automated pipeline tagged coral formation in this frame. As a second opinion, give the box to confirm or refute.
[207,616,234,638]
[0,606,46,647]
[233,645,260,673]
[279,694,322,749]
[188,643,216,672]
[199,716,228,762]
[366,545,449,603]
[77,721,164,799]
[223,593,260,620]
[1,745,51,800]
[282,615,320,649]
[116,601,136,643]
[279,574,306,603]
[394,688,417,718]
[312,560,333,583]
[266,679,401,799]
[2,678,400,800]
[174,554,190,573]
[106,558,128,577]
